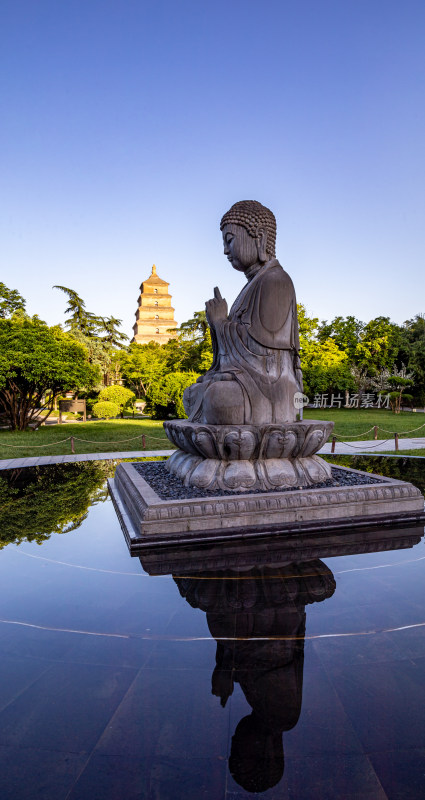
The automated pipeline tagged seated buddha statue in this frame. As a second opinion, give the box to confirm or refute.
[183,200,303,426]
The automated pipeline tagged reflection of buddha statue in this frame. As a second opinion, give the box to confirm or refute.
[175,559,335,793]
[183,200,302,426]
[164,201,334,491]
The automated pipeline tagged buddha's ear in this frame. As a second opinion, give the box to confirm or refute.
[256,227,268,262]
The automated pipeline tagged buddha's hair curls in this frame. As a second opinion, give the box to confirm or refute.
[220,200,276,258]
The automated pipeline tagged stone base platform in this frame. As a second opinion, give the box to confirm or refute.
[109,461,425,552]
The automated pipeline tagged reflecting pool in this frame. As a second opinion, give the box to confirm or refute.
[0,458,424,799]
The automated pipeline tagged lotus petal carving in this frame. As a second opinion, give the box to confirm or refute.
[164,418,334,491]
[222,430,257,460]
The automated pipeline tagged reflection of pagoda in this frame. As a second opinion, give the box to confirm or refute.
[131,264,177,345]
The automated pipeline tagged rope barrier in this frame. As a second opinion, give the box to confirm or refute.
[0,437,73,448]
[333,427,375,440]
[329,438,394,450]
[378,421,425,436]
[0,433,171,449]
[73,434,147,444]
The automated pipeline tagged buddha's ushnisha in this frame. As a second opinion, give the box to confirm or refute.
[183,200,303,425]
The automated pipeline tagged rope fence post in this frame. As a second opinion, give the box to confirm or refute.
[394,433,399,452]
[142,435,146,449]
[374,426,378,440]
[331,436,336,454]
[70,436,75,454]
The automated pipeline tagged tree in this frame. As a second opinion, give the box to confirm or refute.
[355,316,401,373]
[53,285,100,336]
[0,315,100,429]
[98,316,129,348]
[298,305,352,396]
[0,283,26,318]
[146,371,199,419]
[54,287,129,385]
[67,327,112,380]
[317,313,405,402]
[369,365,415,413]
[399,314,425,405]
[350,365,372,400]
[164,310,213,373]
[318,315,364,362]
[302,338,352,397]
[114,342,168,399]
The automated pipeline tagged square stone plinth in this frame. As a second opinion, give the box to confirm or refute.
[109,461,425,552]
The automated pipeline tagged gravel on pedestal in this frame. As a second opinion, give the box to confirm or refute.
[133,462,384,501]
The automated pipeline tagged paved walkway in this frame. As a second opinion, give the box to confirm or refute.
[0,450,173,470]
[0,439,424,470]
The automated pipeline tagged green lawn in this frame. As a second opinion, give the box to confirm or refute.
[0,419,172,459]
[304,407,425,441]
[0,408,424,460]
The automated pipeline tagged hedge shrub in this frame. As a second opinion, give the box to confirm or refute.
[98,386,135,417]
[92,400,119,419]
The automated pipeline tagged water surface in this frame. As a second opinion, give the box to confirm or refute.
[0,458,424,799]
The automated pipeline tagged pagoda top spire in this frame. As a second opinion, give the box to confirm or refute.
[151,264,157,276]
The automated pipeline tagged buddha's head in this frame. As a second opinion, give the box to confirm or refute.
[220,200,276,272]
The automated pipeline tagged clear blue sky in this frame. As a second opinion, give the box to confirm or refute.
[1,0,424,335]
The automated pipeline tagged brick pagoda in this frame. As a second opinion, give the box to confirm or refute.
[132,265,177,345]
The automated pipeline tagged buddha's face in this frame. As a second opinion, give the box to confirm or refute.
[222,223,263,272]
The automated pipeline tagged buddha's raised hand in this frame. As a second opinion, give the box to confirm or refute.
[206,286,228,325]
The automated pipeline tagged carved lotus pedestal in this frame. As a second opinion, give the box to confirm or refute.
[163,419,334,491]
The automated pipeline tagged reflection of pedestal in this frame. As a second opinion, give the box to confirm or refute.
[138,523,424,575]
[164,419,334,491]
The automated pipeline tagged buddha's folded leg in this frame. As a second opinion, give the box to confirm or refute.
[202,380,245,424]
[183,382,204,418]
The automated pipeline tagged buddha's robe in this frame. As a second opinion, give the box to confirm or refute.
[186,259,302,425]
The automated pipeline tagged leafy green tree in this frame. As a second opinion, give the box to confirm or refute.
[98,385,135,416]
[179,310,209,340]
[0,283,26,318]
[115,342,168,399]
[399,314,425,404]
[98,315,129,348]
[385,367,415,413]
[298,304,319,341]
[317,313,405,402]
[298,305,352,396]
[54,287,129,385]
[67,328,112,380]
[302,339,352,396]
[355,316,401,373]
[146,371,199,419]
[0,315,100,429]
[54,285,100,336]
[318,315,364,362]
[164,310,213,373]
